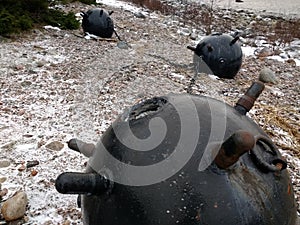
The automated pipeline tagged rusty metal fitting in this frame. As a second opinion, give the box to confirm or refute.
[214,130,255,169]
[235,81,265,115]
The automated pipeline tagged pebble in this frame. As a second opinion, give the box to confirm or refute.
[134,12,146,19]
[286,59,297,66]
[1,191,28,221]
[20,81,32,87]
[0,188,8,197]
[117,41,129,50]
[1,141,16,151]
[31,170,38,176]
[0,177,7,183]
[26,160,39,169]
[256,47,273,57]
[45,141,64,151]
[0,160,11,168]
[18,164,26,172]
[259,67,278,84]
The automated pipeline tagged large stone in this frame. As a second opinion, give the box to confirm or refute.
[1,191,28,221]
[45,141,64,151]
[0,160,10,168]
[259,67,278,84]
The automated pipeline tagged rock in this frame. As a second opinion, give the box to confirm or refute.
[0,160,11,168]
[178,27,190,36]
[0,188,8,197]
[26,160,39,169]
[256,47,273,57]
[190,33,197,40]
[117,41,129,50]
[282,73,294,79]
[62,220,71,225]
[36,60,46,67]
[1,141,16,151]
[134,12,146,18]
[37,140,46,148]
[259,67,278,84]
[18,164,26,172]
[30,170,38,176]
[1,191,28,221]
[20,81,32,87]
[286,58,296,66]
[0,177,7,183]
[45,141,64,151]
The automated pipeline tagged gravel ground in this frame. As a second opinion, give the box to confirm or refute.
[0,1,299,224]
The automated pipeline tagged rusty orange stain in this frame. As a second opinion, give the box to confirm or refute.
[287,184,291,195]
[195,209,201,221]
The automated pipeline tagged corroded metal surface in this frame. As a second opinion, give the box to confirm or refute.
[56,83,297,225]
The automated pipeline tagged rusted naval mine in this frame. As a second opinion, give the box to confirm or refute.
[55,81,297,225]
[81,8,114,38]
[188,33,243,79]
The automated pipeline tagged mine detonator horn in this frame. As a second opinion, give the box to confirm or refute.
[55,172,112,195]
[214,130,255,169]
[80,11,88,18]
[230,36,240,46]
[235,81,265,115]
[67,138,95,158]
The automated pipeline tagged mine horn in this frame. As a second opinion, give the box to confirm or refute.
[187,46,196,52]
[55,172,112,195]
[234,81,265,115]
[230,36,240,46]
[80,11,88,18]
[214,130,255,169]
[67,138,95,157]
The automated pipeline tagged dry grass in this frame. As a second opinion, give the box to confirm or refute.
[254,103,300,156]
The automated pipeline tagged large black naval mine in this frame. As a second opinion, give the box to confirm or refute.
[81,8,114,38]
[188,33,243,79]
[56,81,297,225]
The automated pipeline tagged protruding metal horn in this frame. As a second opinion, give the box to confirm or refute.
[214,130,255,169]
[187,46,196,52]
[80,11,88,18]
[55,172,111,195]
[207,44,213,52]
[234,81,265,115]
[67,138,95,157]
[230,36,239,46]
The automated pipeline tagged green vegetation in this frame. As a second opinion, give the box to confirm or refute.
[0,0,96,36]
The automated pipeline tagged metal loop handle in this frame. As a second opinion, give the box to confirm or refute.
[250,135,287,172]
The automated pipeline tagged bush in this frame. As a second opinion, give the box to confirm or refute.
[0,8,33,35]
[0,0,81,36]
[42,9,80,30]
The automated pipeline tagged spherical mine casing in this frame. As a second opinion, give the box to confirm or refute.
[193,34,243,79]
[81,8,114,38]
